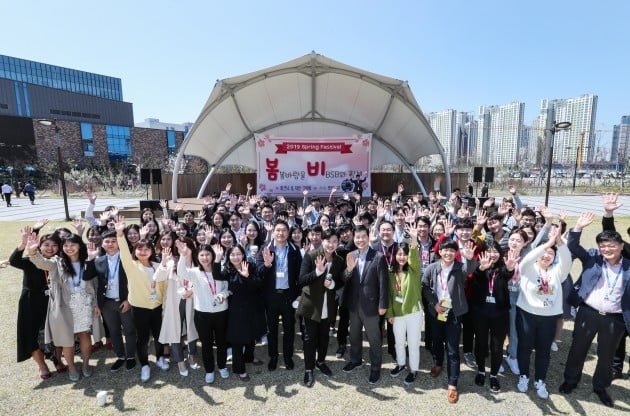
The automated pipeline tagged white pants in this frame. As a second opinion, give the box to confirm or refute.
[392,310,423,371]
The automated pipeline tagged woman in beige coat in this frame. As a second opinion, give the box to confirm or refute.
[27,233,97,381]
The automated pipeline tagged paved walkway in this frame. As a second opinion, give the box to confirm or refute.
[0,195,628,222]
[0,197,137,222]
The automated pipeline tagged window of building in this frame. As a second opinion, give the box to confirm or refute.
[83,142,95,156]
[81,122,93,140]
[106,125,131,160]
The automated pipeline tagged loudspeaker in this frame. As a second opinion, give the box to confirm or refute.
[484,167,495,183]
[151,169,162,185]
[140,199,161,211]
[473,167,483,183]
[140,169,151,185]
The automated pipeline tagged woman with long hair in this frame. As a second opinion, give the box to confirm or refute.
[504,228,529,375]
[9,224,65,379]
[114,216,167,382]
[290,225,306,257]
[387,223,424,385]
[26,232,97,381]
[125,224,142,248]
[470,240,517,392]
[241,221,264,262]
[155,231,199,377]
[176,241,229,383]
[222,245,263,381]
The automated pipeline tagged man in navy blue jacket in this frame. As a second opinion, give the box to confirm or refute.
[559,211,630,408]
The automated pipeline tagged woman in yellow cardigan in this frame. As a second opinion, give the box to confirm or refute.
[386,222,423,385]
[114,216,167,383]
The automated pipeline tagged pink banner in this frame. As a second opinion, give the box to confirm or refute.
[256,134,372,196]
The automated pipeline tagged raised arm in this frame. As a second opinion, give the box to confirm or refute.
[567,212,594,264]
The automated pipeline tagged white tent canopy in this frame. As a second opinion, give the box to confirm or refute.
[172,52,450,200]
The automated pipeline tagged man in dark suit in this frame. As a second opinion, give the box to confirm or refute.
[559,211,630,408]
[341,225,389,384]
[257,219,303,371]
[298,229,345,387]
[84,231,136,372]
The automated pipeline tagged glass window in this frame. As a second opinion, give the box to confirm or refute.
[83,141,94,156]
[106,125,131,160]
[81,123,93,139]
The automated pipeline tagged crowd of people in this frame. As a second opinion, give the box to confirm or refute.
[8,183,630,407]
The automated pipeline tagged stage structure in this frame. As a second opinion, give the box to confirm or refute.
[172,52,451,201]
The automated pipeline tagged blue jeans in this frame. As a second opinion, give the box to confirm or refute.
[507,291,519,358]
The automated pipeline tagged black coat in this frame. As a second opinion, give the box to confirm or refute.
[342,247,389,316]
[84,254,129,308]
[223,265,265,344]
[256,241,303,299]
[297,248,345,322]
[9,248,49,362]
[469,264,513,317]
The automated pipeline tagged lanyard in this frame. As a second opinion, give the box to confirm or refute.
[202,271,217,296]
[511,257,521,282]
[438,269,449,293]
[275,244,288,271]
[538,268,550,294]
[108,257,120,285]
[381,244,394,268]
[395,271,404,293]
[72,268,83,288]
[488,271,497,294]
[145,265,156,290]
[603,262,622,294]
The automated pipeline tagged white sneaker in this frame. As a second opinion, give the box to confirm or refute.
[156,357,170,371]
[226,348,233,362]
[550,342,559,352]
[517,375,529,393]
[505,356,520,375]
[178,362,188,377]
[140,365,151,382]
[535,380,548,399]
[205,372,215,384]
[218,368,229,379]
[260,335,268,346]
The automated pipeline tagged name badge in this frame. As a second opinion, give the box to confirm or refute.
[605,294,618,302]
[486,296,496,304]
[543,299,554,308]
[276,272,285,279]
[149,293,157,301]
[395,295,404,303]
[44,289,50,296]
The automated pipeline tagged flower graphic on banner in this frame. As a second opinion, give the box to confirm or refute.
[259,183,267,191]
[362,139,369,147]
[257,138,266,147]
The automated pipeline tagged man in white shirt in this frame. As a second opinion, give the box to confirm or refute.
[2,183,13,206]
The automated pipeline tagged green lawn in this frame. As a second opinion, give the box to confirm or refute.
[0,217,629,416]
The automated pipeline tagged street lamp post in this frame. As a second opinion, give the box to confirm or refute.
[37,119,71,221]
[544,121,572,206]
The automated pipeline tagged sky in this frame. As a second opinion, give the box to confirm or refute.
[2,0,628,147]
